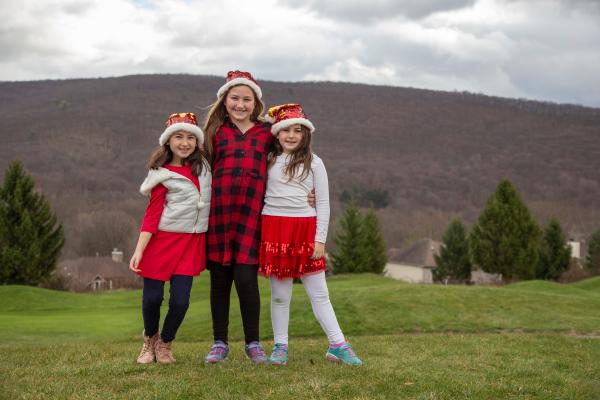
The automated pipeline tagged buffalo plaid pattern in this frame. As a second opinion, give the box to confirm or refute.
[207,121,274,266]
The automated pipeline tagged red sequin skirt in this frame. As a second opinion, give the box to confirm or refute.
[258,215,326,279]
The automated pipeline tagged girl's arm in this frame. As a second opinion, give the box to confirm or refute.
[130,183,167,272]
[129,232,152,272]
[311,157,330,259]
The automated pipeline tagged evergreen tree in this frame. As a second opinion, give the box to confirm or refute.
[469,179,541,280]
[0,161,64,285]
[536,218,571,280]
[586,228,600,274]
[359,209,387,274]
[433,219,471,283]
[331,199,364,273]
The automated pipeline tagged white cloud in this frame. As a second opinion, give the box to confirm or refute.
[0,0,599,106]
[278,0,477,22]
[305,59,397,84]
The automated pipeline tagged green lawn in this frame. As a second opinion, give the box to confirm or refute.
[1,274,599,399]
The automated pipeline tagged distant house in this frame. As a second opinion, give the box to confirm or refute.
[384,238,441,284]
[470,268,503,285]
[57,249,142,291]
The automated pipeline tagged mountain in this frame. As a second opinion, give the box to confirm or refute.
[1,74,599,258]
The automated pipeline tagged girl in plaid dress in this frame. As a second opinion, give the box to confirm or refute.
[259,104,362,366]
[202,71,272,363]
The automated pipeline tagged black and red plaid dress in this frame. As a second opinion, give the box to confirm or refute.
[207,120,274,266]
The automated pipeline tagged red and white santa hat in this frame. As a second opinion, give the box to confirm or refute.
[216,70,262,99]
[159,112,204,146]
[265,103,315,135]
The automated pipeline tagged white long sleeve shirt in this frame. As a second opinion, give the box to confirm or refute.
[262,153,330,243]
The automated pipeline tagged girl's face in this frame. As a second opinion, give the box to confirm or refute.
[167,130,197,164]
[224,85,256,124]
[277,124,304,154]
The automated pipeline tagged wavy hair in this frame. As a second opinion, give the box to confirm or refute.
[268,125,313,182]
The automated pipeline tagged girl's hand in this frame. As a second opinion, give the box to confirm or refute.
[311,242,325,259]
[129,232,152,273]
[129,251,143,273]
[307,189,316,208]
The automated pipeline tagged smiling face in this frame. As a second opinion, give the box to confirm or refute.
[167,130,197,164]
[277,124,305,154]
[224,85,256,124]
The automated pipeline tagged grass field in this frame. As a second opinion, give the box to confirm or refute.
[1,274,599,399]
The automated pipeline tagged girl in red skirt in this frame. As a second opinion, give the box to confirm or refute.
[129,112,211,364]
[259,104,362,366]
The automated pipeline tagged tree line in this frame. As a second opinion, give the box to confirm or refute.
[332,178,600,283]
[433,179,600,283]
[1,162,599,286]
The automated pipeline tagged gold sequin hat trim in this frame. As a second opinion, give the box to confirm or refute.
[266,103,315,135]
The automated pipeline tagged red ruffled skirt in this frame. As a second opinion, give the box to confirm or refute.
[258,215,326,279]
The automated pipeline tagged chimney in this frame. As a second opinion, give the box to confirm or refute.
[567,239,581,259]
[112,248,123,263]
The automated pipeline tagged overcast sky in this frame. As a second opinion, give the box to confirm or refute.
[1,0,599,107]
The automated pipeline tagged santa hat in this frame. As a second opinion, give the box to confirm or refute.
[159,112,204,146]
[265,103,315,135]
[216,70,262,99]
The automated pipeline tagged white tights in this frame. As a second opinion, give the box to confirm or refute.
[270,271,345,345]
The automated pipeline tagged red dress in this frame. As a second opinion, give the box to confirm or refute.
[137,164,206,281]
[207,120,274,266]
[259,215,326,279]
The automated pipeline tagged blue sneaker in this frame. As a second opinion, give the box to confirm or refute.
[268,343,288,365]
[326,342,362,366]
[204,340,229,363]
[245,341,268,364]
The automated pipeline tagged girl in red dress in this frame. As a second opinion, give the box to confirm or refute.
[202,71,272,364]
[259,104,362,366]
[129,112,211,364]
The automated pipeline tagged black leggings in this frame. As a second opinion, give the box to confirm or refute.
[209,263,260,344]
[142,275,193,343]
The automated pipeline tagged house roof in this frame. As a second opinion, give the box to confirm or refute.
[388,238,441,268]
[57,256,132,286]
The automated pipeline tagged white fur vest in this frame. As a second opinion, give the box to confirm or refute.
[139,167,212,233]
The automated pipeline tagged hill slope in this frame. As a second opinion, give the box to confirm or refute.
[1,274,598,345]
[1,75,599,256]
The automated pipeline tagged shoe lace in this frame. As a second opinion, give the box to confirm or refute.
[341,343,356,357]
[157,340,171,351]
[248,345,266,358]
[209,345,226,357]
[272,344,287,357]
[140,343,153,355]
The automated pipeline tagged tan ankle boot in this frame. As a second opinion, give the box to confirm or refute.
[154,337,176,364]
[137,332,158,364]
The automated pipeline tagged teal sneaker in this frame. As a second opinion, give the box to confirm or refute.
[268,343,288,365]
[326,342,362,366]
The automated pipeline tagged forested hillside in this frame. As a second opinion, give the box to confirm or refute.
[1,75,599,259]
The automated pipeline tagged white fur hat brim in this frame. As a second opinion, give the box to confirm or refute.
[159,123,204,146]
[217,78,262,99]
[271,118,315,136]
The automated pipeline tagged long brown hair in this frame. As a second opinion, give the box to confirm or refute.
[268,125,313,182]
[146,140,210,177]
[203,84,265,163]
